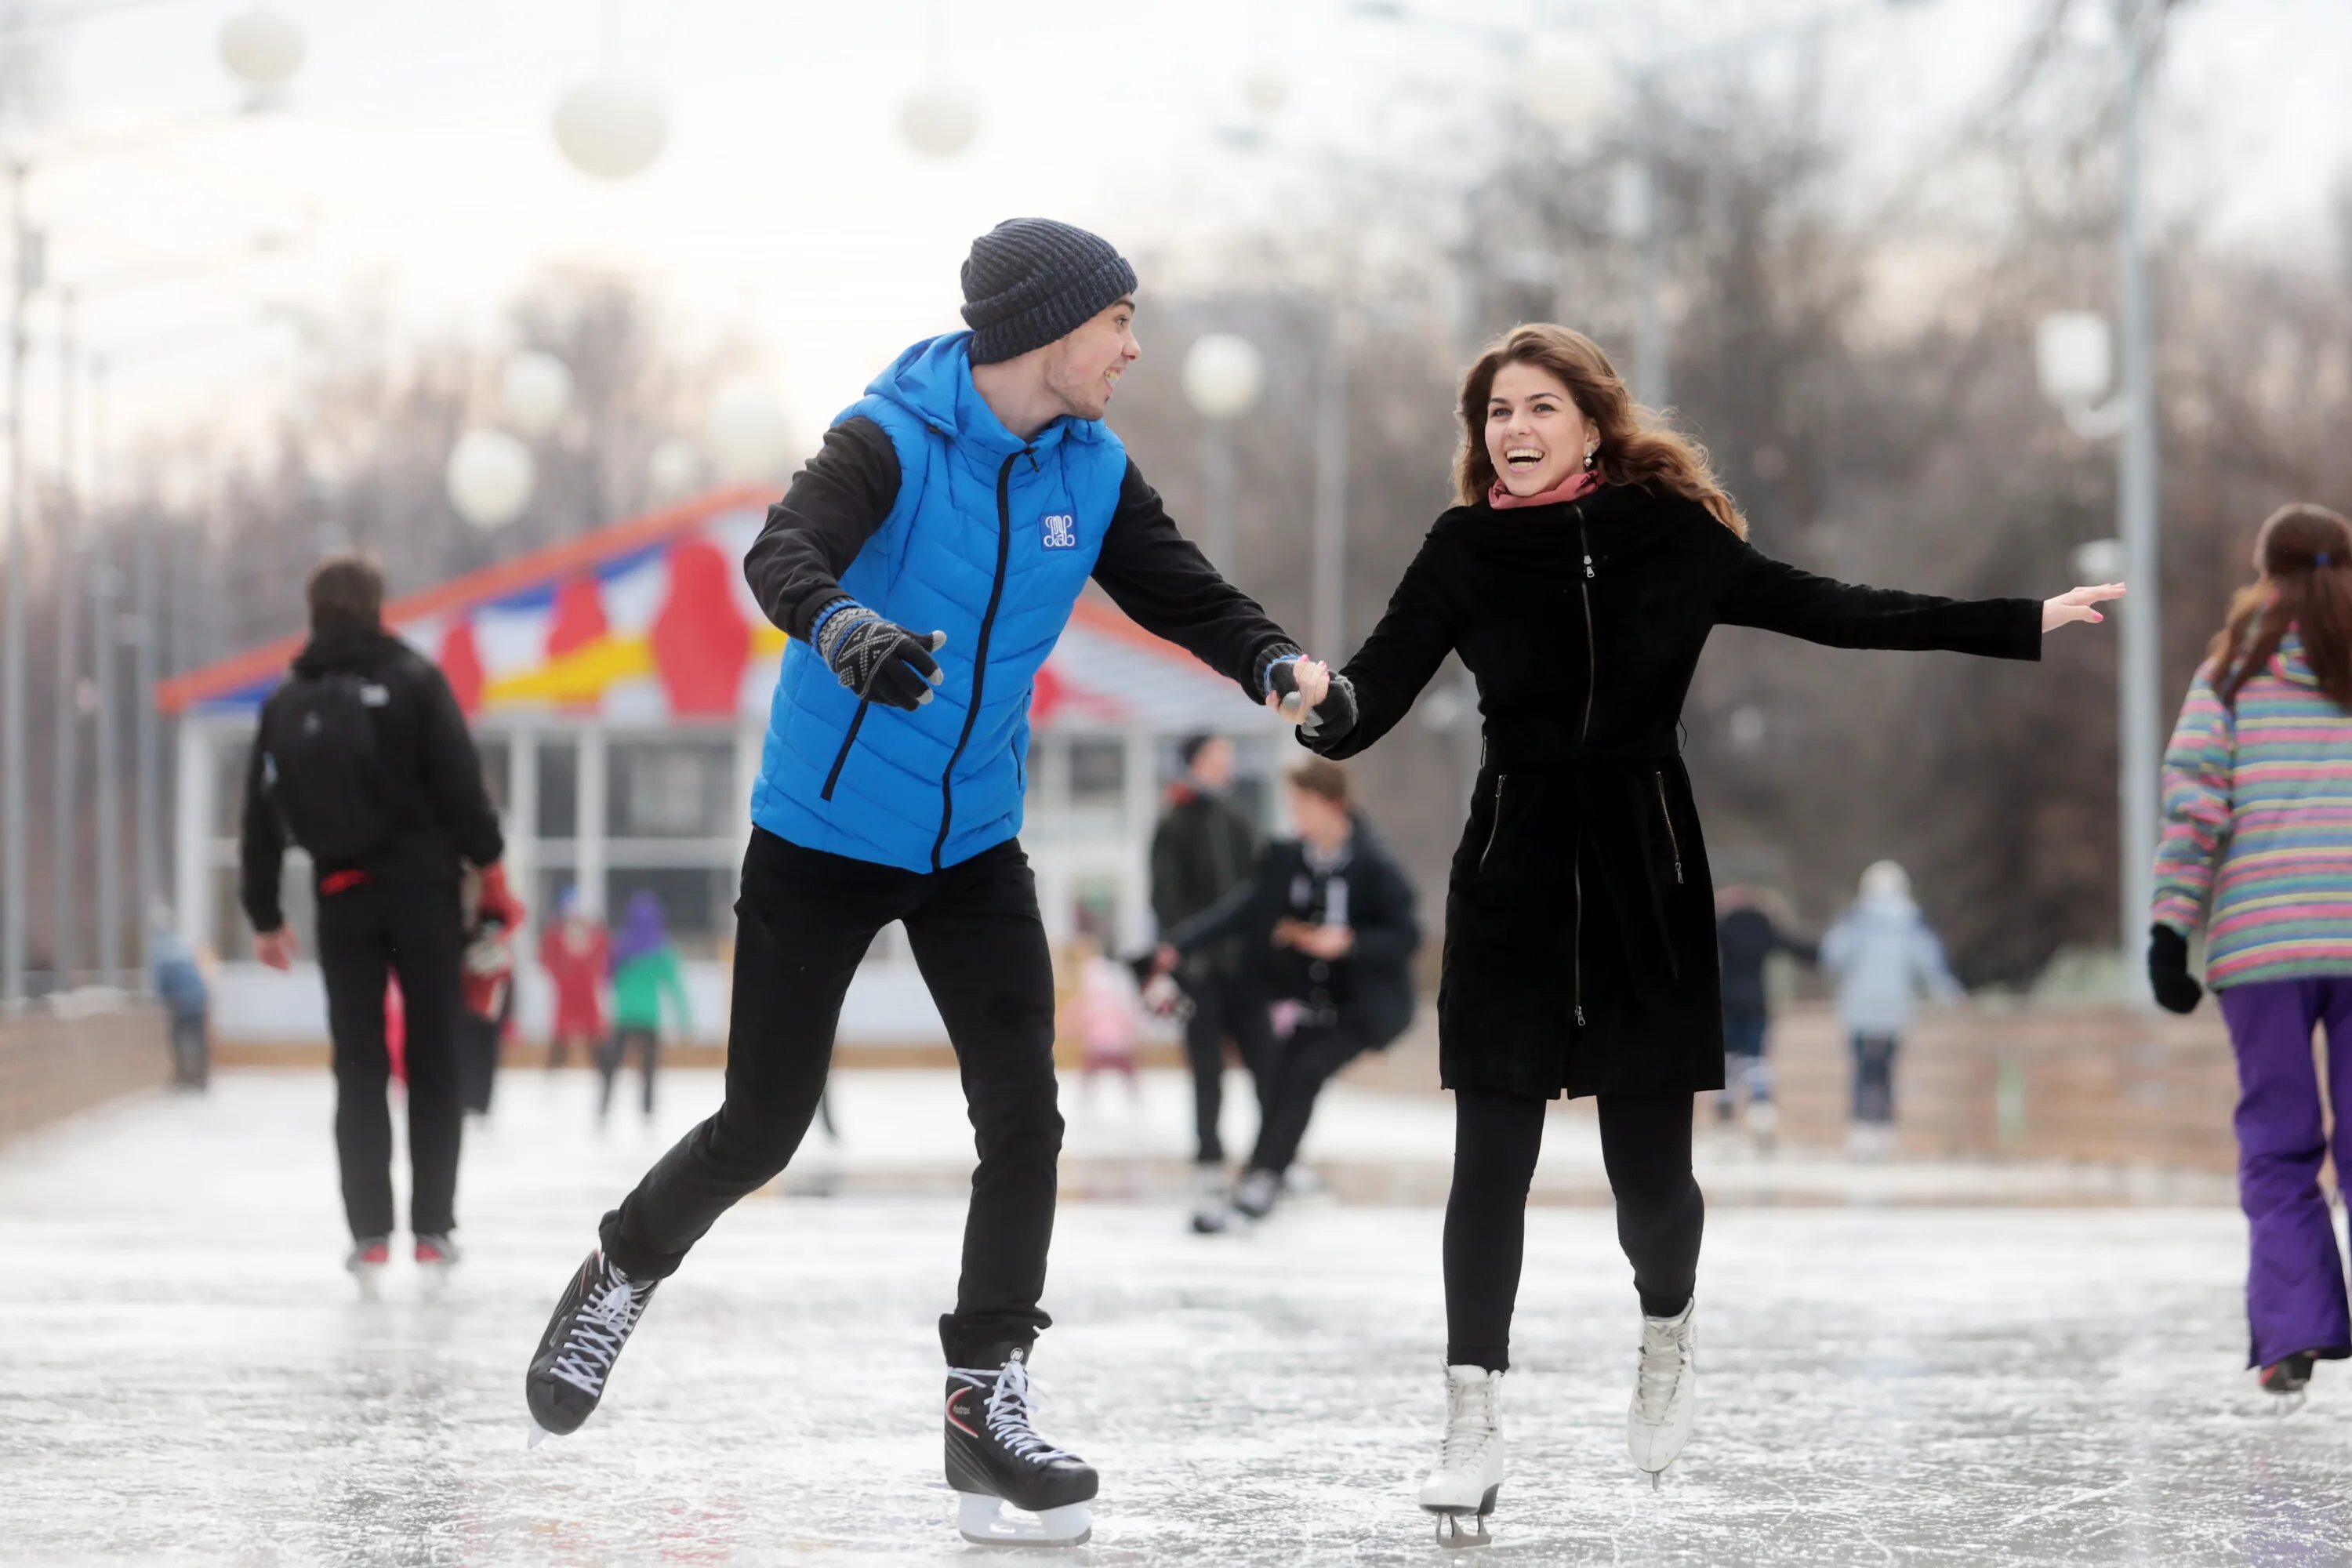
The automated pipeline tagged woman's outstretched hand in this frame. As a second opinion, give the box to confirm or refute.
[2042,583,2126,633]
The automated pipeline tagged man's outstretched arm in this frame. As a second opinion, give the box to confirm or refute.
[1090,459,1303,702]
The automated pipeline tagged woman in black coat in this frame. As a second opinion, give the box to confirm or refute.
[1297,323,2120,1537]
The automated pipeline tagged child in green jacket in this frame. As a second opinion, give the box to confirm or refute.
[602,891,691,1121]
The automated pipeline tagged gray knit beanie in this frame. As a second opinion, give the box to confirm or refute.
[960,218,1138,365]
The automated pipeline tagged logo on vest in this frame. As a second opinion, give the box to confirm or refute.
[1040,513,1078,550]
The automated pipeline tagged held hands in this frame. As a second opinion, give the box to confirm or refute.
[817,603,947,712]
[2043,583,2126,633]
[1265,657,1359,739]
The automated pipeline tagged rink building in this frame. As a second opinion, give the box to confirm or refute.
[157,485,1286,1049]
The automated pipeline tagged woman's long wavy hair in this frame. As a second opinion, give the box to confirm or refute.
[1454,324,1746,539]
[2210,503,2352,710]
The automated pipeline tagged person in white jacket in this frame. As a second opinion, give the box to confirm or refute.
[1818,861,1962,1157]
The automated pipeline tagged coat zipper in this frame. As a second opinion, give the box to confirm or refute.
[1654,769,1684,884]
[931,447,1027,871]
[1478,773,1509,874]
[818,699,872,801]
[1574,504,1595,1029]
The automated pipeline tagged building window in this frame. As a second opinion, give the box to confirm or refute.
[1069,738,1126,812]
[539,740,580,840]
[608,739,734,840]
[476,739,511,817]
[212,728,257,837]
[603,866,733,960]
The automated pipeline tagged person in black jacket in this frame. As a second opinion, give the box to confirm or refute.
[1148,733,1276,1229]
[1298,324,2118,1533]
[1157,757,1418,1225]
[239,554,504,1286]
[1713,885,1816,1148]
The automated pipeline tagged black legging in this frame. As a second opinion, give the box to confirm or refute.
[1443,1086,1704,1372]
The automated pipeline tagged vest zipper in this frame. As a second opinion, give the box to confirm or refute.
[818,699,872,802]
[1573,505,1595,1029]
[1654,769,1683,884]
[1479,773,1509,874]
[931,446,1025,871]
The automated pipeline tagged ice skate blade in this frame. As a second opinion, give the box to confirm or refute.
[955,1493,1093,1548]
[1421,1493,1497,1549]
[527,1424,550,1450]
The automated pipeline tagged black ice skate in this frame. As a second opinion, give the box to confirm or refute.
[945,1345,1098,1546]
[524,1247,658,1447]
[2259,1352,2316,1409]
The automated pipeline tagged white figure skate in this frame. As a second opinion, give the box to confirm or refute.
[1418,1364,1504,1548]
[1628,1301,1697,1487]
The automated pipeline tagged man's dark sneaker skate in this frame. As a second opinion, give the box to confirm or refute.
[347,1236,390,1297]
[946,1345,1098,1546]
[525,1247,657,1446]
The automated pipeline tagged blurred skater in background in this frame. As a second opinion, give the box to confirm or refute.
[601,891,691,1124]
[1820,861,1962,1160]
[1149,733,1275,1229]
[1712,885,1815,1151]
[147,902,212,1091]
[457,864,524,1118]
[2147,502,2352,1403]
[539,887,608,1073]
[1157,757,1418,1228]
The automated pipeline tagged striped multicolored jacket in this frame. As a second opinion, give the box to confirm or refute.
[2151,630,2352,987]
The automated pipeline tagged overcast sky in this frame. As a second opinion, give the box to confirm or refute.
[15,0,2349,477]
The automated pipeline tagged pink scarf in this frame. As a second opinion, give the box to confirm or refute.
[1490,466,1602,510]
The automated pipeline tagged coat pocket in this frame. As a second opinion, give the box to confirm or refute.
[1477,773,1509,876]
[1653,770,1684,884]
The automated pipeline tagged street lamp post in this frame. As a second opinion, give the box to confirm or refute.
[2114,0,2161,1005]
[1181,332,1265,568]
[2034,1,2162,1001]
[49,287,77,984]
[2,162,37,1007]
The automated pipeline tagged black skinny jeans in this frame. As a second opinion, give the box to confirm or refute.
[1180,972,1274,1165]
[604,829,1063,1365]
[315,877,465,1240]
[1443,1087,1704,1372]
[599,1026,662,1117]
[1248,1014,1374,1177]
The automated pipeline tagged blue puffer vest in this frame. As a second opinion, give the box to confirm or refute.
[750,332,1129,873]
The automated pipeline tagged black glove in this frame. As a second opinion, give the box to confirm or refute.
[1265,658,1359,741]
[1304,672,1357,742]
[815,603,946,711]
[2147,924,2204,1014]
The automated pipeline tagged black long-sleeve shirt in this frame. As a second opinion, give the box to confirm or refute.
[742,417,1297,700]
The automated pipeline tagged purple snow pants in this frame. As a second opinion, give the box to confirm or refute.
[2216,977,2352,1370]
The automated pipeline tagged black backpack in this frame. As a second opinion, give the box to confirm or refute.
[264,671,394,865]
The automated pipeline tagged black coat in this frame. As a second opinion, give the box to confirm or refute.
[1716,906,1816,1021]
[1307,483,2041,1099]
[1168,820,1421,1051]
[239,623,504,935]
[1149,785,1260,978]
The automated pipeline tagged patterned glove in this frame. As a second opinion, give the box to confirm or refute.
[815,602,946,711]
[2146,924,2203,1015]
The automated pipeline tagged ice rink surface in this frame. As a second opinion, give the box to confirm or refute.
[5,1069,2348,1567]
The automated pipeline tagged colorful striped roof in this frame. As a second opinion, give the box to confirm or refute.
[157,485,1261,736]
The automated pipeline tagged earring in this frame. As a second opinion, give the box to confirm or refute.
[1582,448,1599,472]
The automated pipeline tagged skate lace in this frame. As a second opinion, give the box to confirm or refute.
[1633,1317,1691,1423]
[549,1271,647,1397]
[948,1357,1074,1466]
[1439,1380,1499,1468]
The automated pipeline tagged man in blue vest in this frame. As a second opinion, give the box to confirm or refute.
[525,219,1350,1547]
